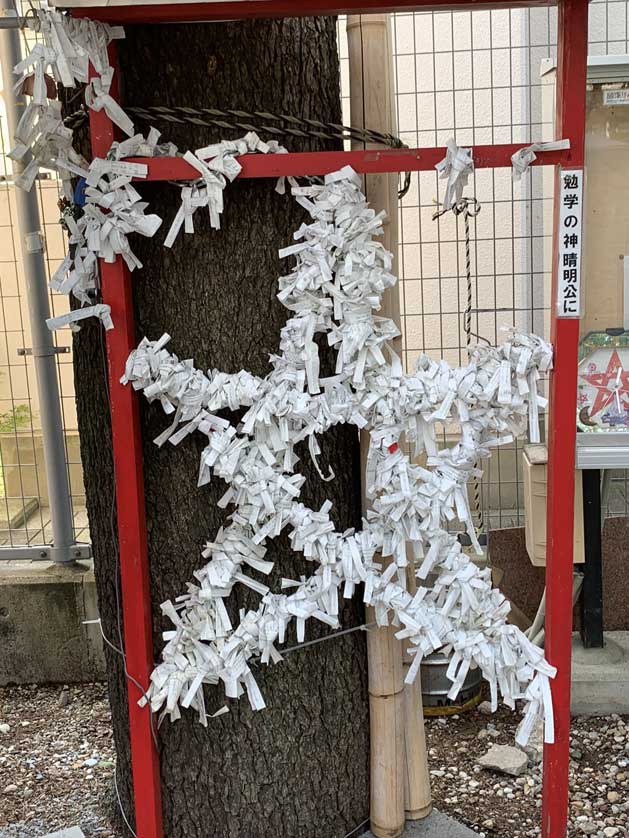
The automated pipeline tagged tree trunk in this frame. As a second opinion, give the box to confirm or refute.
[72,17,370,838]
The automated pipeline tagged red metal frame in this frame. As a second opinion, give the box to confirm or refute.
[542,1,588,836]
[81,2,588,836]
[130,142,573,180]
[87,51,163,838]
[71,0,555,24]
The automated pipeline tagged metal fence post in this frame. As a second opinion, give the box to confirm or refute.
[0,2,81,564]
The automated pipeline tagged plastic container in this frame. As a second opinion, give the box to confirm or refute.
[522,443,584,566]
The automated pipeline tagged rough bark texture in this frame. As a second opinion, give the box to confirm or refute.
[73,17,370,838]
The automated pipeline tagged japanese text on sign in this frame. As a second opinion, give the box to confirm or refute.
[603,89,629,107]
[557,169,583,318]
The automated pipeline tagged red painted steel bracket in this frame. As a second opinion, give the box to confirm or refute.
[126,143,573,180]
[87,52,164,838]
[80,2,588,836]
[71,0,557,25]
[542,1,588,836]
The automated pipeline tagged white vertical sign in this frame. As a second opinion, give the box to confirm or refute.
[557,169,583,318]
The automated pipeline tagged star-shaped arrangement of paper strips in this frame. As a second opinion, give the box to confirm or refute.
[122,167,556,748]
[12,6,558,748]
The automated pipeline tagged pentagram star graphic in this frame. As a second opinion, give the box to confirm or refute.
[580,349,629,416]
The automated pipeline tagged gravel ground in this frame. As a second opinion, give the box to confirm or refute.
[0,684,117,838]
[424,706,629,838]
[0,684,628,837]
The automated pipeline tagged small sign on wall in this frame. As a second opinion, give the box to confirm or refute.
[557,169,583,318]
[603,89,629,106]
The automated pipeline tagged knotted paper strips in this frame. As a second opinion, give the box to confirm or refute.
[123,168,556,745]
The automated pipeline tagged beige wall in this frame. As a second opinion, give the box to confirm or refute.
[582,86,629,335]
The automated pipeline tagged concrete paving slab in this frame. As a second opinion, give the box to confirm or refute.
[364,809,479,837]
[42,829,86,838]
[571,631,629,715]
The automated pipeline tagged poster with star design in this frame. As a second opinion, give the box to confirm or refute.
[577,345,629,430]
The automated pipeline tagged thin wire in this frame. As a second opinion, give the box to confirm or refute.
[432,196,487,535]
[249,621,375,668]
[343,817,370,838]
[113,765,138,838]
[281,621,374,657]
[86,616,159,744]
[89,384,157,838]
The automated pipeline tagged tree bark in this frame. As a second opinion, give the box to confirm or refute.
[72,17,370,838]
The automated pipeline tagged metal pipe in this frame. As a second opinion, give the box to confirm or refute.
[580,468,604,649]
[0,1,78,564]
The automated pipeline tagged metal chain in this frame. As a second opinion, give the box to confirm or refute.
[63,105,412,198]
[433,196,485,535]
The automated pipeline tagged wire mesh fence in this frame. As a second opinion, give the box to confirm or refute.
[393,8,554,530]
[0,4,626,557]
[341,3,629,529]
[0,93,88,550]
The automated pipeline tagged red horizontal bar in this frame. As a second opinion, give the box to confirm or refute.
[128,144,573,181]
[70,0,556,24]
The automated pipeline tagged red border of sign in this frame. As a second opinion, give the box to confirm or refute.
[81,2,587,836]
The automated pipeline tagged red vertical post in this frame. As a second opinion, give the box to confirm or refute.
[88,48,164,838]
[542,1,588,836]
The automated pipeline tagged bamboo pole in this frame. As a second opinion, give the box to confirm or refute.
[347,14,431,835]
[403,564,432,820]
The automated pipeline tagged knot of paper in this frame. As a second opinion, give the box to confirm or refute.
[84,68,134,137]
[109,127,177,162]
[511,139,571,180]
[164,133,287,246]
[46,156,162,332]
[10,10,128,194]
[122,166,555,747]
[435,138,474,209]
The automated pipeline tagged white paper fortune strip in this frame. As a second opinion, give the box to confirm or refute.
[10,10,127,197]
[164,135,287,247]
[435,138,474,209]
[122,166,556,745]
[511,139,571,180]
[46,303,113,332]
